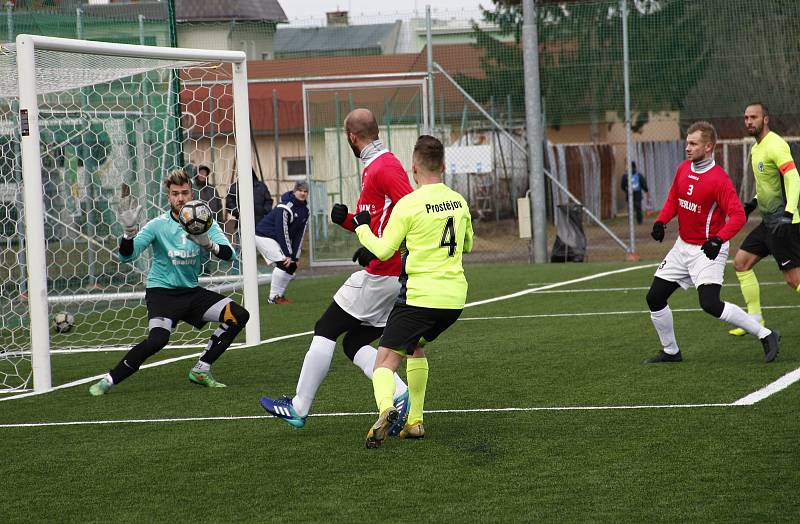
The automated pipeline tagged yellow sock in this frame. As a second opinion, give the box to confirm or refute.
[406,357,429,426]
[372,367,396,414]
[796,283,800,294]
[735,270,762,316]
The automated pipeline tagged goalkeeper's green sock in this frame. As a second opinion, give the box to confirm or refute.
[729,270,762,336]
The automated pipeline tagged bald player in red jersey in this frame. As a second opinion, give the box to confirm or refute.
[644,121,780,363]
[260,108,413,431]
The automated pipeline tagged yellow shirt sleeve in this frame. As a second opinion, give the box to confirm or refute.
[355,203,410,261]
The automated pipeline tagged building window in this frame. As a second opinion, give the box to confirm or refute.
[284,157,308,181]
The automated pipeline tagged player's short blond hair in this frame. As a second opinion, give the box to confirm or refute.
[162,169,191,191]
[686,121,717,146]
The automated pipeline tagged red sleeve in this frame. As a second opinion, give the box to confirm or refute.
[382,166,413,203]
[655,171,679,225]
[715,175,746,241]
[339,212,356,232]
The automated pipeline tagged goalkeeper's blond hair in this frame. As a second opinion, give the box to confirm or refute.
[162,169,191,191]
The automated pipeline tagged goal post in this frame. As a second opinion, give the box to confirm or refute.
[7,34,261,393]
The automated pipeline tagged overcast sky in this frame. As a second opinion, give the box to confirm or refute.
[281,0,487,24]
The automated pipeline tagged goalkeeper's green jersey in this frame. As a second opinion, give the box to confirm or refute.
[119,211,233,289]
[356,182,473,309]
[751,131,800,223]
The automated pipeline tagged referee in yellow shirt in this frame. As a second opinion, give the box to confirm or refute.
[352,135,474,448]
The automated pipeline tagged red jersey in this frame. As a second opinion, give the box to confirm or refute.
[656,160,745,245]
[340,150,413,276]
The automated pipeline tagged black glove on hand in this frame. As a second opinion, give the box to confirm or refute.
[701,236,723,260]
[330,203,348,225]
[352,210,371,228]
[743,198,757,218]
[352,247,377,267]
[775,211,795,238]
[651,221,665,242]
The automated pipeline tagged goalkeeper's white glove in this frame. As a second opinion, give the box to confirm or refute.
[118,195,142,239]
[187,232,218,254]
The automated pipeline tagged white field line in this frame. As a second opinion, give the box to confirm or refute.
[459,303,800,321]
[4,262,798,412]
[527,281,789,293]
[733,367,800,405]
[0,402,736,429]
[0,330,313,402]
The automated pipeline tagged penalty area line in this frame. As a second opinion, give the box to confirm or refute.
[0,402,735,428]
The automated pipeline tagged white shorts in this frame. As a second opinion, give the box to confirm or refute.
[654,237,728,289]
[333,270,401,327]
[254,236,285,265]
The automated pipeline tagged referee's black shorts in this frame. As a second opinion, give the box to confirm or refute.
[145,287,229,329]
[739,222,800,270]
[379,303,462,354]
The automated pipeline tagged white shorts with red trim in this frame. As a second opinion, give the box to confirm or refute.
[333,270,400,327]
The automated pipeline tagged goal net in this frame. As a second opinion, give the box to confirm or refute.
[0,36,260,392]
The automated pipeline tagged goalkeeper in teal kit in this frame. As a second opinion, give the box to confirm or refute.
[351,135,473,448]
[89,170,250,396]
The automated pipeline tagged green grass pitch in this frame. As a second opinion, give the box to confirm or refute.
[1,261,798,522]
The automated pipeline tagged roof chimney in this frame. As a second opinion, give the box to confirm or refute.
[326,10,349,27]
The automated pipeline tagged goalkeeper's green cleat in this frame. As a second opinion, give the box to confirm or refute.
[189,370,226,388]
[89,377,113,396]
[729,319,764,337]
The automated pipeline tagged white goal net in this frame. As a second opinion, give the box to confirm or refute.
[0,36,260,392]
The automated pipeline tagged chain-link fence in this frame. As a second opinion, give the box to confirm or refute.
[2,1,798,265]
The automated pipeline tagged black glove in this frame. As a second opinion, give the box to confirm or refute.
[775,211,795,238]
[352,210,371,228]
[651,221,665,242]
[743,198,757,218]
[701,236,723,260]
[330,203,348,225]
[352,247,377,267]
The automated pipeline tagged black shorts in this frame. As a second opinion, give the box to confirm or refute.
[739,222,800,270]
[379,304,462,354]
[145,287,230,329]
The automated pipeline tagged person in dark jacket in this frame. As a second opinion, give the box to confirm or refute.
[226,169,273,226]
[621,161,650,225]
[194,165,223,223]
[254,180,310,304]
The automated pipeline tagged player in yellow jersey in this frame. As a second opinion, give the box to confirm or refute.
[350,135,473,448]
[728,103,800,340]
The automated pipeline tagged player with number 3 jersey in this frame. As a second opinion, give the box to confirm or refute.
[644,121,780,364]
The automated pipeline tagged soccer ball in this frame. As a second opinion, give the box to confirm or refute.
[53,312,75,334]
[179,200,214,235]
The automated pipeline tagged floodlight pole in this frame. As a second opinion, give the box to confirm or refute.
[426,5,435,133]
[16,35,51,392]
[622,0,637,257]
[522,0,547,263]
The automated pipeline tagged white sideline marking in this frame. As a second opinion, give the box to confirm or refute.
[465,264,656,308]
[733,367,800,405]
[0,330,313,402]
[0,402,735,428]
[527,281,788,293]
[459,303,800,321]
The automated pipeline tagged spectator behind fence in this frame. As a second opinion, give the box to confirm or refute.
[194,165,223,223]
[226,169,273,227]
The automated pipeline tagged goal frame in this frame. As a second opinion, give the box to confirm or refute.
[16,34,261,392]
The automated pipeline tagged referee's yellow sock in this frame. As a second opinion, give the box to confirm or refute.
[406,357,429,426]
[372,367,396,414]
[735,269,762,317]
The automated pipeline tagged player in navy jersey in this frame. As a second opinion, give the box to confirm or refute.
[645,121,780,363]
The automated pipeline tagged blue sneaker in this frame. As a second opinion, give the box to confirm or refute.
[388,390,410,436]
[259,395,307,429]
